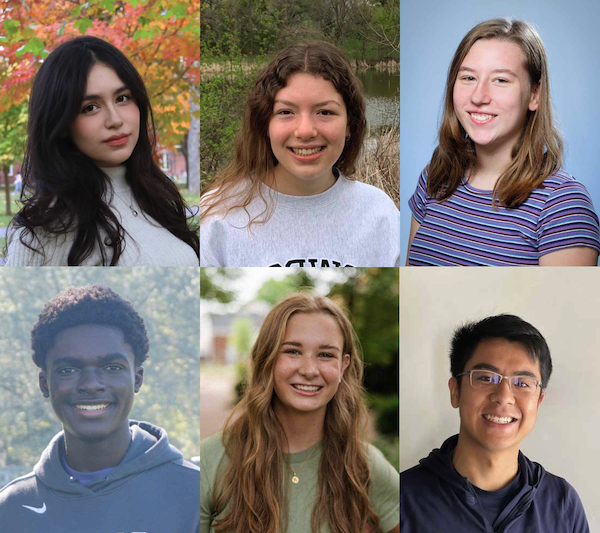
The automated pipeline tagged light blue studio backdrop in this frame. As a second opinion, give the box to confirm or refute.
[400,0,600,265]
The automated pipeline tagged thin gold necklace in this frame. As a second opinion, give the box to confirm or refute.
[284,442,319,484]
[113,189,139,217]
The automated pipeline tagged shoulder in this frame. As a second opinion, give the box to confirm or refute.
[537,169,593,200]
[163,456,200,478]
[366,443,398,474]
[200,431,228,474]
[538,468,584,501]
[0,471,38,505]
[5,224,72,267]
[400,461,436,488]
[340,176,399,213]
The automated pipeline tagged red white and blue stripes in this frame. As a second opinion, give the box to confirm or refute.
[408,168,600,266]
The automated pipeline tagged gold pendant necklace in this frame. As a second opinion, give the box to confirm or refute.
[285,442,319,484]
[113,190,138,217]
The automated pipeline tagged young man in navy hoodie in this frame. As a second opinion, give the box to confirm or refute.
[401,314,589,533]
[0,285,200,533]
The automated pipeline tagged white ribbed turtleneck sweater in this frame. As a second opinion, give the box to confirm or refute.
[5,165,198,266]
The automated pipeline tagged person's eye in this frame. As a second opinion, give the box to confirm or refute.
[81,104,98,114]
[461,76,476,82]
[495,78,508,84]
[57,367,77,375]
[318,109,335,116]
[284,348,300,355]
[319,352,334,358]
[116,94,131,103]
[515,379,531,388]
[275,109,293,116]
[105,364,124,372]
[476,373,494,383]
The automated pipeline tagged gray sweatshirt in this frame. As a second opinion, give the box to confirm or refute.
[200,175,400,267]
[0,421,200,533]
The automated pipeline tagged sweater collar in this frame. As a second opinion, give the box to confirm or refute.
[260,171,347,211]
[100,165,129,192]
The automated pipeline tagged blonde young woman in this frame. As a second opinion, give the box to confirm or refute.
[406,19,600,266]
[200,294,400,533]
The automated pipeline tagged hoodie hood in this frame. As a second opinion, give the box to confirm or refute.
[33,420,183,496]
[420,434,546,524]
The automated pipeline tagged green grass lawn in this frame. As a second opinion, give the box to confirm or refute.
[0,193,20,229]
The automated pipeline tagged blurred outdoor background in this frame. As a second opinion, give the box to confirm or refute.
[0,267,199,488]
[200,0,399,207]
[200,267,399,470]
[0,0,200,258]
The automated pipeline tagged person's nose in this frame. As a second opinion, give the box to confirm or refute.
[298,355,319,379]
[77,368,106,395]
[470,81,491,106]
[294,113,317,140]
[489,377,516,406]
[105,104,124,129]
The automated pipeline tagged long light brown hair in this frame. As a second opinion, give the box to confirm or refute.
[428,18,563,207]
[201,42,367,227]
[212,293,379,533]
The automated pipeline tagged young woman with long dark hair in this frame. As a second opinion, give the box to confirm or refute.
[200,42,400,268]
[406,19,600,266]
[5,36,199,266]
[200,293,400,533]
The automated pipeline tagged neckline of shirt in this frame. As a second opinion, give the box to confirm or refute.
[260,173,347,211]
[100,164,130,193]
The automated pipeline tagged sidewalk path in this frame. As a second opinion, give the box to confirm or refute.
[200,364,236,440]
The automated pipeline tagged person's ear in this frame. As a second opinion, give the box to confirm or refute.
[449,377,460,408]
[528,83,540,112]
[537,389,546,408]
[134,366,144,393]
[341,353,350,374]
[39,371,50,398]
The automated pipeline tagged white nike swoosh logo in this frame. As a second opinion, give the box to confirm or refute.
[22,503,46,514]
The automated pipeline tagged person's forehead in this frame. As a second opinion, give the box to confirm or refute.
[467,337,541,375]
[284,312,343,342]
[47,324,134,365]
[461,39,528,74]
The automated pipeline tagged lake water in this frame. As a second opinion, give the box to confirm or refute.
[357,70,399,130]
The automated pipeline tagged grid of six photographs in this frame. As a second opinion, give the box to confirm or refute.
[1,0,599,532]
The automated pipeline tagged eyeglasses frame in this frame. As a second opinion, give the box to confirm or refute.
[456,369,543,395]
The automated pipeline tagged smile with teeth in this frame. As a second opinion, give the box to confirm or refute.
[74,403,110,411]
[289,147,324,156]
[470,113,494,121]
[484,414,516,424]
[292,384,323,392]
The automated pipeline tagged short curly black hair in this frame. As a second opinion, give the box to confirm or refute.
[32,285,149,370]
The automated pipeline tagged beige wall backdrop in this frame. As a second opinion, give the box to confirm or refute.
[400,268,600,529]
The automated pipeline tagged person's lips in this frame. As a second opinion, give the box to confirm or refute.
[482,413,518,425]
[70,401,113,418]
[104,134,130,146]
[290,383,324,396]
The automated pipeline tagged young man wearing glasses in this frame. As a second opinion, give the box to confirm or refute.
[400,314,589,533]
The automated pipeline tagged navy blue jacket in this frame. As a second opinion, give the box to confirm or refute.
[400,435,589,533]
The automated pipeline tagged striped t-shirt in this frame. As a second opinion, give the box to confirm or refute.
[408,168,600,266]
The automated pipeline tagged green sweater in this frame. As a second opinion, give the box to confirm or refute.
[200,430,399,533]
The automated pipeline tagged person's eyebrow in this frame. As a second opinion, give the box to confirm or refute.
[82,85,129,103]
[51,353,130,368]
[281,341,340,353]
[458,66,518,77]
[51,356,82,368]
[318,344,340,352]
[469,362,539,379]
[273,99,342,107]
